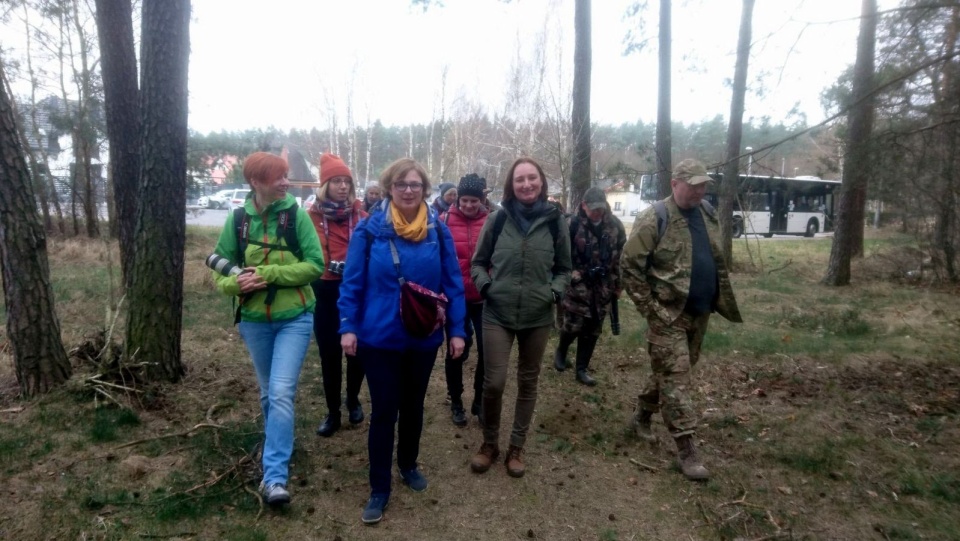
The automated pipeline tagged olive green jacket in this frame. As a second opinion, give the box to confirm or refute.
[621,196,742,324]
[471,204,572,329]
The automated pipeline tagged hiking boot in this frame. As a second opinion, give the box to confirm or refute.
[632,410,658,443]
[316,413,341,437]
[361,494,389,524]
[470,442,500,474]
[575,369,596,386]
[259,482,290,505]
[400,468,428,492]
[451,402,468,427]
[505,445,525,478]
[676,435,710,481]
[347,401,365,425]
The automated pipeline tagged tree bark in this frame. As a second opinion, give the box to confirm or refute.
[570,0,592,210]
[823,0,877,286]
[94,0,141,289]
[656,0,672,197]
[720,0,755,264]
[0,66,72,397]
[124,0,191,382]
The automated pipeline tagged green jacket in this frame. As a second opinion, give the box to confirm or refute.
[212,193,324,322]
[471,204,572,329]
[621,196,742,324]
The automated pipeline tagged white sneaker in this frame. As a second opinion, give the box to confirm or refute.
[259,482,290,505]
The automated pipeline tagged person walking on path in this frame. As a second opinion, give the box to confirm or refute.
[620,158,742,481]
[309,153,368,437]
[554,187,626,386]
[440,173,490,426]
[469,157,572,478]
[338,158,466,524]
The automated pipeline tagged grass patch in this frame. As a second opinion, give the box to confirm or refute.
[90,407,141,443]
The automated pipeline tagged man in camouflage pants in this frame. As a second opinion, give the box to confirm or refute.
[554,187,627,386]
[621,159,742,481]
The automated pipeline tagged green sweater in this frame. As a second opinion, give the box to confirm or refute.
[471,204,572,329]
[212,193,324,322]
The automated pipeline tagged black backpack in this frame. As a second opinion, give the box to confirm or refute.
[233,205,303,265]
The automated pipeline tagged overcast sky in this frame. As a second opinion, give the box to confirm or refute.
[2,0,882,133]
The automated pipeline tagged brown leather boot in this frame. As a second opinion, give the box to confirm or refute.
[470,442,499,474]
[505,445,525,478]
[632,410,658,443]
[675,435,709,481]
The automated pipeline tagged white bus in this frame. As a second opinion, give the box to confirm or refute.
[638,173,841,237]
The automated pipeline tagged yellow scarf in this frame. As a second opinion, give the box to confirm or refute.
[390,201,429,242]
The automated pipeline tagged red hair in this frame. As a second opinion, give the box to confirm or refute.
[242,152,288,185]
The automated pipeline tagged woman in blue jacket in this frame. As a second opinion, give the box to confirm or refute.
[338,158,466,525]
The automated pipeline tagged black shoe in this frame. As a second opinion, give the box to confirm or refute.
[316,413,341,437]
[451,403,468,427]
[554,348,568,372]
[576,369,596,387]
[347,402,365,425]
[471,397,481,417]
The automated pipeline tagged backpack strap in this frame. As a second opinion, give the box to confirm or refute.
[700,199,716,219]
[233,207,249,266]
[489,210,508,253]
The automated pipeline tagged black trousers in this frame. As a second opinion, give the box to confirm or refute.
[444,302,485,404]
[311,279,365,414]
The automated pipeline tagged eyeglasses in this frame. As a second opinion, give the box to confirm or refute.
[393,182,423,192]
[328,178,351,186]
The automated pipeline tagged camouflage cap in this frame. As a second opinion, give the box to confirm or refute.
[673,159,713,185]
[583,186,607,211]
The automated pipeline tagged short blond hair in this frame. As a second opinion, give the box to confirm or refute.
[379,158,431,199]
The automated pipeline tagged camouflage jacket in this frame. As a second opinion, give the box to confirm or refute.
[561,207,627,319]
[621,196,742,324]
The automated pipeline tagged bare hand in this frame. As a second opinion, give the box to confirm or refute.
[341,333,358,356]
[449,337,465,359]
[236,268,267,294]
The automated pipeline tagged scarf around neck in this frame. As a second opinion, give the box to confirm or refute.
[390,201,429,242]
[508,198,548,235]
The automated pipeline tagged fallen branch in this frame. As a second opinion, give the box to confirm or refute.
[629,458,659,473]
[114,423,224,450]
[184,455,251,494]
[244,484,264,522]
[767,258,793,274]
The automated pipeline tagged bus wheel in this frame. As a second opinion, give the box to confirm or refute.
[805,219,819,238]
[732,219,744,239]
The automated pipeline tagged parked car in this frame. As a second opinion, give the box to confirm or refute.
[222,189,250,211]
[203,188,250,210]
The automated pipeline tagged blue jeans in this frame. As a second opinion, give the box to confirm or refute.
[239,311,314,486]
[360,345,437,496]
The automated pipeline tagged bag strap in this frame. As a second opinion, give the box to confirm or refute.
[388,238,406,286]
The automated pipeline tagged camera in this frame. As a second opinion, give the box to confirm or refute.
[328,260,346,275]
[586,266,608,282]
[206,253,244,276]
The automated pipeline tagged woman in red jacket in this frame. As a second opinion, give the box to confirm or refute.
[440,174,490,426]
[310,153,368,437]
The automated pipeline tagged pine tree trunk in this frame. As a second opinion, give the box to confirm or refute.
[720,0,755,264]
[94,0,141,289]
[0,66,71,397]
[124,0,190,382]
[570,0,592,209]
[823,0,877,286]
[656,0,673,198]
